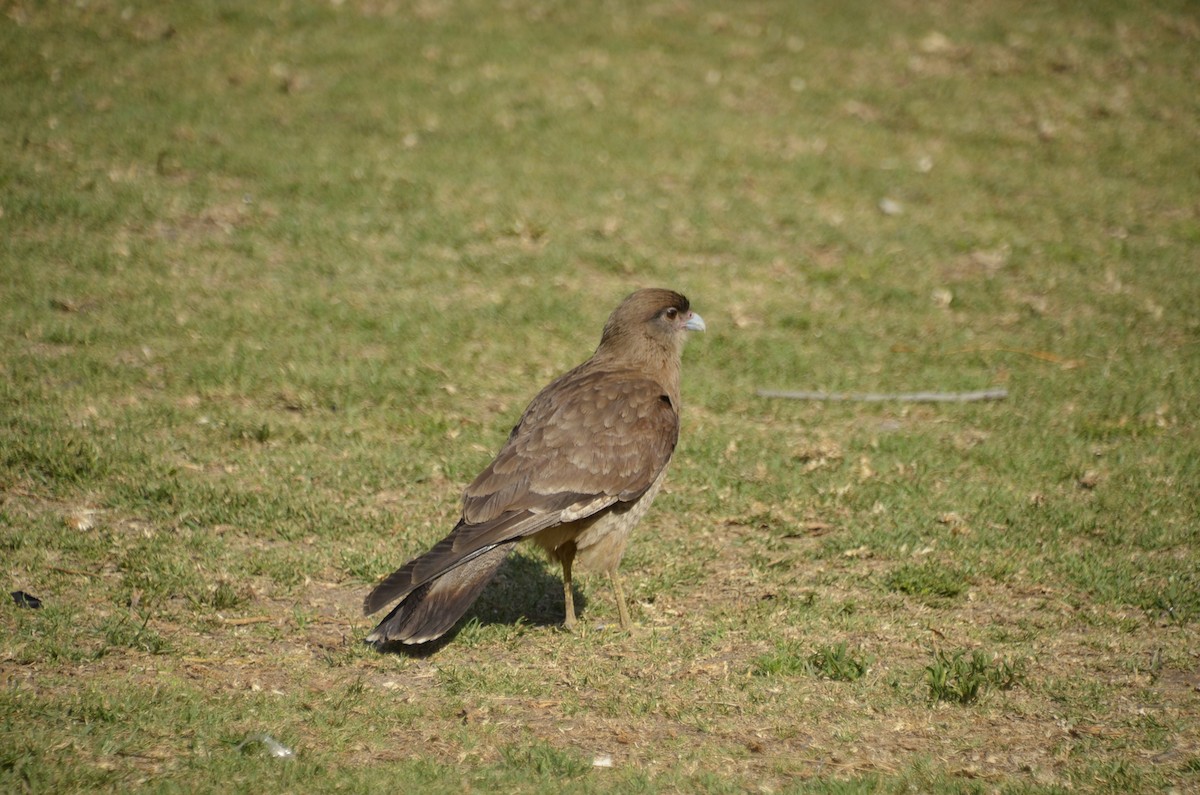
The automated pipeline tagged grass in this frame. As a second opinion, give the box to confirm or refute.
[885,561,969,603]
[2,0,1199,792]
[754,641,872,681]
[925,648,1023,705]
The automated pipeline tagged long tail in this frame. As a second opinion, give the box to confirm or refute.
[364,542,515,645]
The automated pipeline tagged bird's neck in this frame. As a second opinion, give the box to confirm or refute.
[593,337,684,404]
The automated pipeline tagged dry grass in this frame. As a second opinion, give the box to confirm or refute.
[3,0,1199,792]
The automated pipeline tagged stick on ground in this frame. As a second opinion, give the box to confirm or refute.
[756,388,1008,403]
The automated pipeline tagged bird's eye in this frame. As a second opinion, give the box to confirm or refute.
[664,307,678,320]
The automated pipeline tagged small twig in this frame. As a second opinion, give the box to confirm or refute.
[49,566,96,578]
[757,388,1008,403]
[221,615,274,626]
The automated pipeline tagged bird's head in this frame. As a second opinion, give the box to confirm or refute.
[597,288,705,362]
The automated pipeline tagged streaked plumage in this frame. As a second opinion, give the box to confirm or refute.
[364,288,705,645]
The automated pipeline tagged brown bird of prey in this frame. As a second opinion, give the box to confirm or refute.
[363,288,705,645]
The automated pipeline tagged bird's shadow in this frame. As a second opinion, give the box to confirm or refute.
[373,551,587,658]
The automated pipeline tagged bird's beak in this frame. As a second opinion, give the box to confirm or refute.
[685,312,706,333]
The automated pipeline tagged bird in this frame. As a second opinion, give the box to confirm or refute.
[363,288,705,646]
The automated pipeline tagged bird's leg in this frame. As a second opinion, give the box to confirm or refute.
[558,541,577,629]
[608,570,632,630]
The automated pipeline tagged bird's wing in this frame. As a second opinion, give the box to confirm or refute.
[464,364,680,523]
[363,365,678,615]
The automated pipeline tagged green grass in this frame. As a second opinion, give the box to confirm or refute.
[2,0,1199,792]
[925,648,1023,705]
[885,560,969,603]
[754,641,872,681]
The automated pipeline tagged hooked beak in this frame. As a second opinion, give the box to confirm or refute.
[685,311,706,333]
